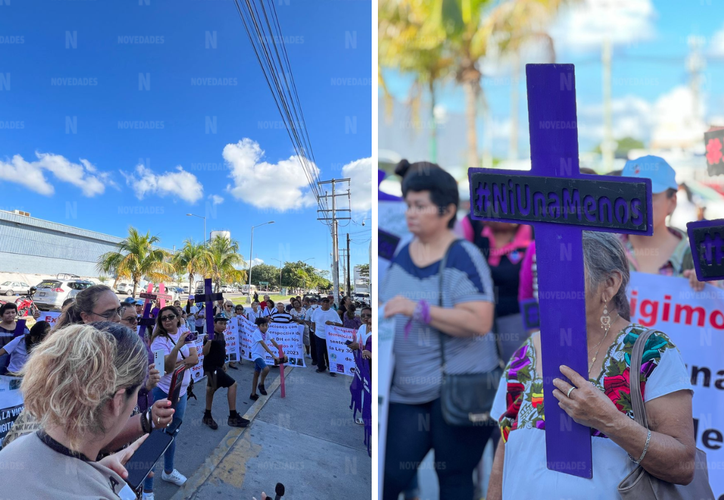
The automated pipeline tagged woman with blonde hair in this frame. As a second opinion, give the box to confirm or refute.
[0,322,152,499]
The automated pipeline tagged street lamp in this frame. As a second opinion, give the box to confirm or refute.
[186,213,206,246]
[271,258,283,293]
[248,221,274,303]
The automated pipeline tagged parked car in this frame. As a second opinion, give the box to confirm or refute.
[116,283,130,295]
[182,285,190,293]
[34,279,94,311]
[0,281,31,296]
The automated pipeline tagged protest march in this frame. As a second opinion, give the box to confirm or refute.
[379,61,724,500]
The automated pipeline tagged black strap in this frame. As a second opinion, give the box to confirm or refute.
[37,430,93,462]
[438,239,460,374]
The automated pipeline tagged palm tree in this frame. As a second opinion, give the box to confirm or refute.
[171,240,211,295]
[379,0,452,162]
[207,236,246,292]
[97,227,172,297]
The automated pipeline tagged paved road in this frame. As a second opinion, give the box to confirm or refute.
[151,358,370,500]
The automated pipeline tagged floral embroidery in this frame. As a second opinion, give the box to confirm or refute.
[498,324,676,442]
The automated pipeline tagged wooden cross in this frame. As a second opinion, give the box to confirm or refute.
[156,283,173,308]
[468,64,653,477]
[138,284,157,338]
[195,278,223,340]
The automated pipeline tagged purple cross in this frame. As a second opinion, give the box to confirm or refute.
[687,219,724,281]
[468,64,653,477]
[13,319,26,338]
[138,284,157,339]
[195,278,223,340]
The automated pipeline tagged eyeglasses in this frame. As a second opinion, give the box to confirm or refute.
[225,305,233,308]
[160,314,177,322]
[361,314,371,319]
[122,316,139,325]
[92,307,122,320]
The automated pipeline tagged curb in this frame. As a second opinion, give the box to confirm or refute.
[169,364,295,500]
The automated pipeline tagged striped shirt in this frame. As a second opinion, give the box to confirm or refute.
[271,310,293,323]
[381,239,498,405]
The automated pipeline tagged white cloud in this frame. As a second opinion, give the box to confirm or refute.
[551,0,657,51]
[209,194,224,205]
[709,24,724,57]
[0,152,111,196]
[122,164,203,203]
[341,157,372,212]
[250,258,265,267]
[223,138,318,212]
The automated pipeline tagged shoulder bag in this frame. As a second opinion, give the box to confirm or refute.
[438,239,503,426]
[618,328,714,499]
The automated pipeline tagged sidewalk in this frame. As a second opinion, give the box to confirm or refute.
[153,359,370,500]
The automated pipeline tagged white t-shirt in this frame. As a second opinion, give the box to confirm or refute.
[357,324,371,346]
[4,335,29,373]
[251,327,270,362]
[247,308,260,324]
[311,307,340,340]
[150,331,192,396]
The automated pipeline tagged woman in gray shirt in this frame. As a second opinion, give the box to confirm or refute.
[381,160,499,499]
[0,323,151,499]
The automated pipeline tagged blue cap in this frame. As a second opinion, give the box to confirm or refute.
[622,155,678,194]
[136,299,144,305]
[123,297,136,304]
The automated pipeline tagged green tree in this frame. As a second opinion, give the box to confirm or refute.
[251,264,280,289]
[171,240,211,295]
[379,0,452,161]
[97,227,172,297]
[357,264,370,278]
[207,236,246,292]
[593,136,645,159]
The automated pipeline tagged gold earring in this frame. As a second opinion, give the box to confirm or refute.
[600,299,611,332]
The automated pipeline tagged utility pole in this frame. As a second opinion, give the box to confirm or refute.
[687,35,706,125]
[346,233,351,297]
[317,178,351,307]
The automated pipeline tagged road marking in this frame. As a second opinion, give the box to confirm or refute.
[169,364,294,500]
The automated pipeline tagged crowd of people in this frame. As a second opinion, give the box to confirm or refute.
[381,156,710,500]
[0,282,372,499]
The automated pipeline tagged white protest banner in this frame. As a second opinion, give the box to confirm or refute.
[189,336,206,382]
[627,272,724,497]
[36,311,60,329]
[224,320,240,362]
[239,316,256,361]
[326,326,356,376]
[0,375,24,450]
[267,322,306,368]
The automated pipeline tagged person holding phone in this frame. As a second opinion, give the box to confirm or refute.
[202,315,250,429]
[143,305,199,499]
[250,317,280,401]
[0,323,152,499]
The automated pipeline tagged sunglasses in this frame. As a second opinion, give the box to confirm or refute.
[361,314,371,319]
[160,314,177,322]
[122,315,139,324]
[225,305,233,308]
[93,307,123,320]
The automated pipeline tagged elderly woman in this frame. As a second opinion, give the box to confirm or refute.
[487,232,696,499]
[381,160,498,500]
[0,323,152,498]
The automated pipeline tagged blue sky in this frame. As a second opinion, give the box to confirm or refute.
[0,0,372,279]
[380,0,724,162]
